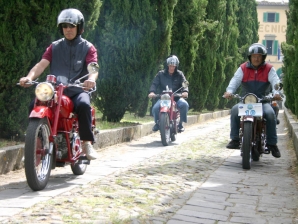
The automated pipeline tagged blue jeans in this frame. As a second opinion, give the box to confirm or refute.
[230,103,277,145]
[152,98,189,124]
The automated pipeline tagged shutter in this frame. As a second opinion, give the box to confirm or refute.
[275,13,280,22]
[273,40,278,55]
[263,12,268,22]
[262,40,267,48]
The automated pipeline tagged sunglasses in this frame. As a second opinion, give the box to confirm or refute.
[61,23,76,29]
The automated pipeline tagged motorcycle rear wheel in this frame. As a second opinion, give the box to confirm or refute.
[24,118,53,191]
[160,112,170,146]
[242,122,252,169]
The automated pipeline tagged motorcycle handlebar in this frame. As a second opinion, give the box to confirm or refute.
[152,93,183,99]
[223,93,280,102]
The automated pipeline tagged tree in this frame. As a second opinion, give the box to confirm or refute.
[170,0,207,78]
[205,1,230,111]
[281,0,298,114]
[218,0,240,109]
[236,0,259,63]
[95,0,177,122]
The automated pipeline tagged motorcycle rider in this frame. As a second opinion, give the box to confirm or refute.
[223,43,282,158]
[148,55,189,132]
[19,8,99,160]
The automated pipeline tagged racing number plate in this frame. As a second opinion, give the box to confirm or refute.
[238,103,263,116]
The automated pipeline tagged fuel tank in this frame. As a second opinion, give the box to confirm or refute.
[59,95,74,118]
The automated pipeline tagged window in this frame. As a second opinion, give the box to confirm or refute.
[262,40,279,55]
[263,12,280,22]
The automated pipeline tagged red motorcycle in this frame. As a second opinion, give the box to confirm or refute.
[154,81,189,146]
[18,64,99,191]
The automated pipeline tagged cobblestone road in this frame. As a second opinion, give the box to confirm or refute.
[0,110,297,224]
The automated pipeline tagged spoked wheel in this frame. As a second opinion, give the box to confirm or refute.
[24,118,53,191]
[242,122,252,169]
[160,112,170,146]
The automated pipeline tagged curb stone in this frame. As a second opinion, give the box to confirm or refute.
[1,106,298,175]
[0,110,230,175]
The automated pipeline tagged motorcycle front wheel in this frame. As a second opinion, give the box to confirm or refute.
[160,112,170,146]
[242,122,252,169]
[24,118,53,191]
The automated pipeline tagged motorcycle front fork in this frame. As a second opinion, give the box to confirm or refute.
[239,120,266,154]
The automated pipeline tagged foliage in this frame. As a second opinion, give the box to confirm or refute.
[170,0,207,78]
[282,0,298,114]
[204,0,226,111]
[95,0,177,122]
[236,0,259,62]
[218,0,240,109]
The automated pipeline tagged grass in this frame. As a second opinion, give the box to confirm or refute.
[96,111,153,130]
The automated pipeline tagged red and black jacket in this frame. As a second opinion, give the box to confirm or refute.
[240,62,272,98]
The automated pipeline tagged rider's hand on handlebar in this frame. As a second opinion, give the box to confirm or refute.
[83,79,96,90]
[148,92,156,99]
[273,94,282,101]
[19,77,32,87]
[182,92,188,98]
[223,92,233,100]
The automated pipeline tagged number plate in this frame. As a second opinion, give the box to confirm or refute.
[238,103,263,116]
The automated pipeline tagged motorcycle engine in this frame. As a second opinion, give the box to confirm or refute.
[56,133,68,159]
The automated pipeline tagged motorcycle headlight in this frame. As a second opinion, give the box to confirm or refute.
[161,94,171,101]
[243,94,258,104]
[35,83,54,101]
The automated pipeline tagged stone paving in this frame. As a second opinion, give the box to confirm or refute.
[0,110,297,224]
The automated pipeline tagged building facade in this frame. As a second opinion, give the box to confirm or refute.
[257,0,288,76]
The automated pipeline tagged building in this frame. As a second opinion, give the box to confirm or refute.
[257,0,288,77]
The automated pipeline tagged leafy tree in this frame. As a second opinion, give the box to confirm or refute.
[236,0,259,63]
[218,0,240,109]
[281,0,298,114]
[95,0,177,122]
[187,0,225,111]
[205,1,230,110]
[170,0,207,78]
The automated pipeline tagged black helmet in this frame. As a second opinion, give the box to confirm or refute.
[247,43,267,62]
[166,55,179,67]
[57,8,84,36]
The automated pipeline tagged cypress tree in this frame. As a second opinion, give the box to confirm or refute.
[170,0,207,78]
[0,0,100,139]
[236,0,259,62]
[205,0,229,110]
[187,0,225,111]
[95,0,177,122]
[218,0,240,109]
[281,0,298,114]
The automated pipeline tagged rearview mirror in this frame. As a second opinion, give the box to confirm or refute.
[182,80,189,88]
[87,62,99,74]
[274,83,283,91]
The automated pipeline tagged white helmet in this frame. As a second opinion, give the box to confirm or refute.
[166,55,179,67]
